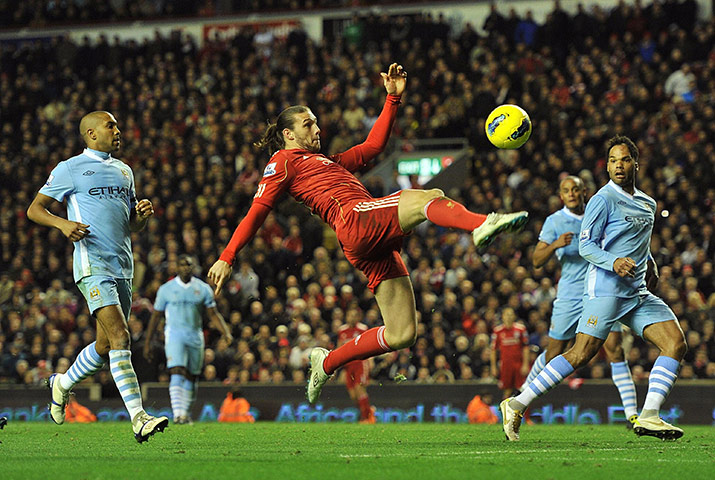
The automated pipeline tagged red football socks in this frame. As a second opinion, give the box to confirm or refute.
[358,394,372,420]
[323,326,391,375]
[425,198,487,231]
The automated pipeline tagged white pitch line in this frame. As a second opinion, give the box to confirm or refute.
[338,445,702,460]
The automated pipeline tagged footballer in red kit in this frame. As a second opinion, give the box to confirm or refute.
[209,62,529,405]
[491,307,530,399]
[338,308,375,423]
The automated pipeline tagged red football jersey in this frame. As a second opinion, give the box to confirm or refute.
[337,322,369,346]
[491,323,528,363]
[251,95,401,233]
[218,95,401,266]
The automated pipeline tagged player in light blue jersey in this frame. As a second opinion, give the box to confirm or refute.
[28,111,169,443]
[502,136,686,441]
[523,176,638,425]
[144,255,233,424]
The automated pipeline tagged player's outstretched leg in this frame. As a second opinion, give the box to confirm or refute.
[414,193,528,248]
[307,347,331,404]
[472,211,529,248]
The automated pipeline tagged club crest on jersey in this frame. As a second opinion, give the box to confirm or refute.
[89,287,101,300]
[263,162,277,177]
[580,229,590,240]
[586,315,598,328]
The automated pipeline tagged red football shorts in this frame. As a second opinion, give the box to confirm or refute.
[344,360,368,389]
[337,192,409,293]
[498,360,525,391]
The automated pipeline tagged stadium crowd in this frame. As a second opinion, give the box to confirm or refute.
[1,1,714,392]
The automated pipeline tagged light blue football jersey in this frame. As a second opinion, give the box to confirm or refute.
[39,148,136,282]
[154,277,216,332]
[539,206,587,300]
[579,180,656,298]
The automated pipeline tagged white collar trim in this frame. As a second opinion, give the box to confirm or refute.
[175,277,194,288]
[607,180,641,200]
[561,206,584,220]
[83,148,113,163]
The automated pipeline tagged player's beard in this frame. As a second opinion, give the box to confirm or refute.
[297,134,320,152]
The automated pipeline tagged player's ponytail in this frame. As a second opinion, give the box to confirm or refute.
[254,105,310,155]
[254,123,280,153]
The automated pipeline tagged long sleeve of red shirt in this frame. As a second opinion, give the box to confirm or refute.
[333,94,402,172]
[218,203,271,265]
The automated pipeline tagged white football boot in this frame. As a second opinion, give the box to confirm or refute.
[472,211,529,248]
[47,373,70,425]
[500,398,523,441]
[306,347,331,404]
[633,416,683,440]
[132,411,169,443]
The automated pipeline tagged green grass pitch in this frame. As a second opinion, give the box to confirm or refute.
[2,422,713,480]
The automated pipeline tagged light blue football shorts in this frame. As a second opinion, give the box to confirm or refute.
[165,327,205,375]
[550,297,622,340]
[77,276,132,319]
[576,293,676,340]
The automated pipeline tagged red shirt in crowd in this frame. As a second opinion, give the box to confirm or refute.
[491,322,528,364]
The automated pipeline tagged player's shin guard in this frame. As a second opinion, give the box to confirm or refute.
[323,326,391,375]
[611,361,638,418]
[109,350,144,420]
[641,356,679,418]
[424,198,487,231]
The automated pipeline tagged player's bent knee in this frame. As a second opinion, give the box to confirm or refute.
[106,328,130,350]
[671,338,688,360]
[385,328,417,350]
[605,345,624,363]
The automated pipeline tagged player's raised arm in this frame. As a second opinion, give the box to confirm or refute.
[334,63,407,172]
[381,62,407,97]
[208,202,271,295]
